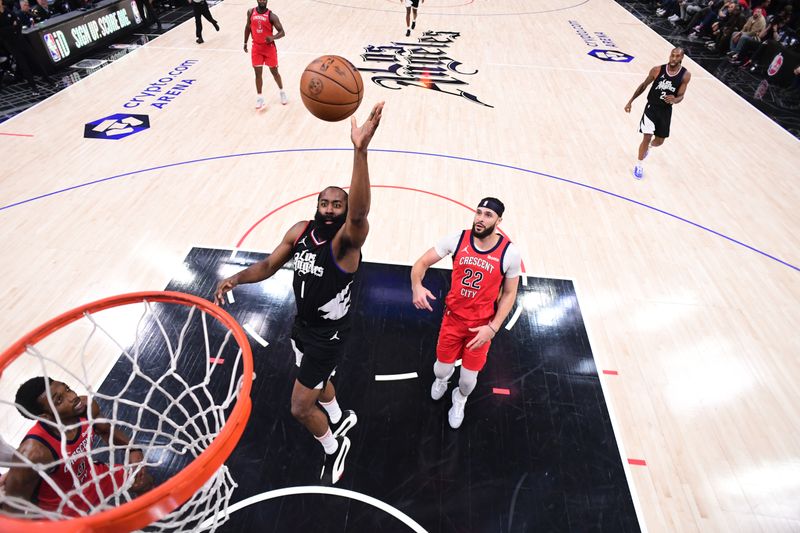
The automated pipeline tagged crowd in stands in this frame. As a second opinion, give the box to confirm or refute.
[651,0,800,89]
[0,0,165,94]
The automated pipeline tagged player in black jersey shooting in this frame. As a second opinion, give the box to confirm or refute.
[625,48,691,180]
[215,102,384,485]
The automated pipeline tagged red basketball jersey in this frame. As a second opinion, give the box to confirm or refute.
[445,230,511,321]
[23,418,103,515]
[250,8,274,47]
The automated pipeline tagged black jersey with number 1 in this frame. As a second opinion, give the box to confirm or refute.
[291,221,357,326]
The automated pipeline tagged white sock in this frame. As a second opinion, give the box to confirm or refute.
[315,428,338,454]
[453,388,467,403]
[319,397,342,424]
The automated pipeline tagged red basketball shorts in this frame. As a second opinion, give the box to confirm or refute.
[251,43,278,68]
[435,309,491,371]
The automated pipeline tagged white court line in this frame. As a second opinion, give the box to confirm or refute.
[570,278,648,533]
[147,45,322,56]
[243,323,268,347]
[505,305,523,331]
[489,62,716,80]
[521,274,528,287]
[375,372,418,381]
[226,291,235,304]
[198,486,428,532]
[229,248,239,260]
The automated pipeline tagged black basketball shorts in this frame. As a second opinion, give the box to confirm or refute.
[639,103,673,139]
[290,320,350,390]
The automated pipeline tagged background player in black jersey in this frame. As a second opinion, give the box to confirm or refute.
[214,102,384,485]
[402,0,423,37]
[624,48,691,180]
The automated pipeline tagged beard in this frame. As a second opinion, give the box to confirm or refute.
[314,211,347,240]
[471,222,495,239]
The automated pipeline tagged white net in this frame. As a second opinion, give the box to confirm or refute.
[0,295,251,532]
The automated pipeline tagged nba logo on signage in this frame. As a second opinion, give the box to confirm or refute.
[131,1,142,24]
[43,31,71,62]
[84,114,150,140]
[767,53,784,77]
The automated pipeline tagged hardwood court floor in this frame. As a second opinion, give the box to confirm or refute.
[0,0,798,531]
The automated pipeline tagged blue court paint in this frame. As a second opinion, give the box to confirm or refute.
[1,147,796,273]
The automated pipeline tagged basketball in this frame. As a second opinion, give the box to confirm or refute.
[300,55,364,122]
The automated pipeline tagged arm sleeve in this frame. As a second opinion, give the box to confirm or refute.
[434,231,463,258]
[502,243,523,278]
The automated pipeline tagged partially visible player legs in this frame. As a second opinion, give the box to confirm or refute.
[319,381,357,438]
[404,7,412,36]
[201,1,219,32]
[638,133,652,160]
[268,66,288,105]
[411,7,418,30]
[291,380,351,485]
[192,0,218,43]
[253,66,265,109]
[193,3,204,43]
[634,133,652,180]
[448,367,478,429]
[431,359,455,400]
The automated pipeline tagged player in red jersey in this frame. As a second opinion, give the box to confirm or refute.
[2,377,152,516]
[243,0,286,110]
[411,197,521,428]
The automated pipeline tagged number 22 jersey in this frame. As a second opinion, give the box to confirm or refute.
[435,230,521,322]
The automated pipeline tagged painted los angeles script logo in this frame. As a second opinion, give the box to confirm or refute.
[358,31,492,108]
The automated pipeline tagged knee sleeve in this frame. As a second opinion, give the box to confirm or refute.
[433,360,455,380]
[458,368,479,396]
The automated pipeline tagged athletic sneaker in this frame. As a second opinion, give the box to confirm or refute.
[430,368,454,400]
[448,389,467,429]
[280,90,288,105]
[405,29,411,37]
[213,21,220,31]
[411,21,416,29]
[196,37,204,44]
[256,96,265,110]
[633,164,644,180]
[331,409,357,438]
[320,436,350,486]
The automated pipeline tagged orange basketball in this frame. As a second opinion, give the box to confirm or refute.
[300,55,364,122]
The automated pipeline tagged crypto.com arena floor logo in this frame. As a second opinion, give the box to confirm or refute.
[569,21,634,63]
[588,49,634,63]
[358,31,492,108]
[84,114,150,140]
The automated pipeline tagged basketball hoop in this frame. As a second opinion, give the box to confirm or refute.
[0,291,253,533]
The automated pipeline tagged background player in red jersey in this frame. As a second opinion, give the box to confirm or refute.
[2,377,153,515]
[411,198,521,428]
[244,0,287,110]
